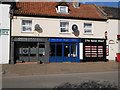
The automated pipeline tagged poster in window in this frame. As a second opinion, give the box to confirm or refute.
[22,48,29,54]
[30,47,36,54]
[98,46,103,57]
[85,46,91,57]
[91,46,97,57]
[106,45,109,56]
[39,48,45,55]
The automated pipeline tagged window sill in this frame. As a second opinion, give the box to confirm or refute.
[21,31,34,33]
[83,33,94,35]
[59,32,71,34]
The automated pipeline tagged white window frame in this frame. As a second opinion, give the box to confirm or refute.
[21,19,34,32]
[60,20,70,33]
[58,6,68,14]
[83,22,93,35]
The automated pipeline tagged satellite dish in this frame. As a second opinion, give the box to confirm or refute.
[72,24,78,32]
[35,24,40,31]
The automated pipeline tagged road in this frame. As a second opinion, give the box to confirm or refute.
[2,71,118,88]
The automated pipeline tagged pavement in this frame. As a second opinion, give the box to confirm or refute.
[2,60,119,77]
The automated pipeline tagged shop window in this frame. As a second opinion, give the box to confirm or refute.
[39,45,45,56]
[50,44,55,56]
[64,45,70,57]
[71,44,77,57]
[22,20,33,32]
[84,23,93,34]
[60,21,69,33]
[56,44,62,56]
[57,6,68,14]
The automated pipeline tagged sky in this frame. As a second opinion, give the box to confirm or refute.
[54,0,120,7]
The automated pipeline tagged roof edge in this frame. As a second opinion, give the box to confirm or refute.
[13,13,107,21]
[94,4,108,19]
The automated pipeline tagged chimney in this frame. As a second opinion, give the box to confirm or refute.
[71,0,80,8]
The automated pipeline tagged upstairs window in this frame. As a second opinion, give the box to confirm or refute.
[83,23,93,34]
[58,6,68,14]
[60,21,69,33]
[22,20,33,32]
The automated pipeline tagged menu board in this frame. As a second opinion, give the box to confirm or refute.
[98,46,103,57]
[91,46,97,57]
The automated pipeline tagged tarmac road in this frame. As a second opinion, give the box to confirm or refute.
[2,71,118,88]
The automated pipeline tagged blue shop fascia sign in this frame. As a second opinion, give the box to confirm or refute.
[50,38,81,42]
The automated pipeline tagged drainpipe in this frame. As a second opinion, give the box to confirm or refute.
[9,3,14,64]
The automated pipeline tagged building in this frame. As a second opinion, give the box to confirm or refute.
[97,5,120,60]
[0,3,10,64]
[9,2,108,64]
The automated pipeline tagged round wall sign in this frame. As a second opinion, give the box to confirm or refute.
[72,24,78,31]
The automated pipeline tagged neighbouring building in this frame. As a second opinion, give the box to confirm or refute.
[0,3,10,64]
[97,5,120,60]
[9,2,108,64]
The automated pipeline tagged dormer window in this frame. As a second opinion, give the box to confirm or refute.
[58,6,68,14]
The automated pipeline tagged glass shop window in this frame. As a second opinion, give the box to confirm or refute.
[71,44,77,57]
[30,46,37,56]
[22,48,29,56]
[39,45,45,56]
[64,44,70,57]
[56,44,62,56]
[50,44,55,56]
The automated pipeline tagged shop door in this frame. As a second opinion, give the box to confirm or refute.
[29,43,37,62]
[63,44,71,62]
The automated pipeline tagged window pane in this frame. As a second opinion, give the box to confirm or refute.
[60,21,69,33]
[56,44,62,56]
[50,44,55,56]
[84,23,92,28]
[22,20,32,25]
[39,45,45,56]
[71,44,77,57]
[60,7,66,12]
[60,22,69,27]
[61,28,69,32]
[30,46,36,55]
[22,26,32,31]
[84,29,92,34]
[64,45,70,57]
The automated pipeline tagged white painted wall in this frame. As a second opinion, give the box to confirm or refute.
[0,4,10,64]
[107,19,119,60]
[12,16,107,39]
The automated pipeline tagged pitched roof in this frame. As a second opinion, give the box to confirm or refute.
[13,2,106,20]
[99,6,120,19]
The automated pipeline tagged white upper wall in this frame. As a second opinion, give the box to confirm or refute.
[0,4,10,29]
[12,16,107,39]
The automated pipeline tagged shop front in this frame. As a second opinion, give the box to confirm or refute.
[49,38,81,63]
[82,38,107,61]
[10,37,49,64]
